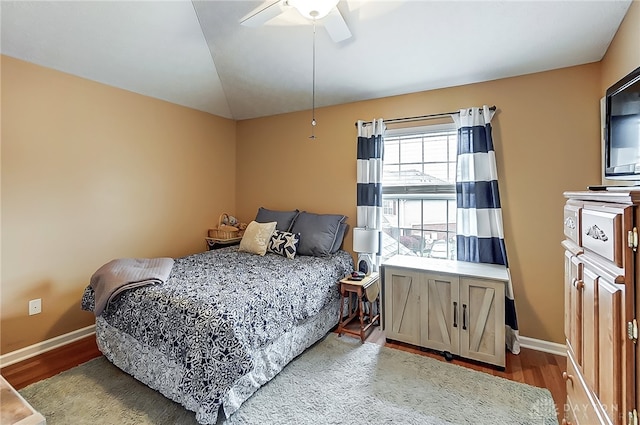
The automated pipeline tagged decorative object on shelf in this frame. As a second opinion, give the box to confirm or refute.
[208,213,247,240]
[221,213,239,227]
[352,227,378,275]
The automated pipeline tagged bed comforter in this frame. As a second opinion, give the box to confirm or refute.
[81,246,353,424]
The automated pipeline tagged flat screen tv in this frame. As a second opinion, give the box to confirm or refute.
[604,65,640,182]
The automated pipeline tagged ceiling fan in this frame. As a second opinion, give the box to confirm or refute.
[240,0,352,43]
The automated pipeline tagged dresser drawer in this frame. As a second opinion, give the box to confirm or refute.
[564,204,581,245]
[581,209,622,267]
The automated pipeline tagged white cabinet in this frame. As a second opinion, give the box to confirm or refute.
[382,256,507,368]
[385,268,423,346]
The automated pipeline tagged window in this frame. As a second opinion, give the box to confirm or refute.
[381,123,457,262]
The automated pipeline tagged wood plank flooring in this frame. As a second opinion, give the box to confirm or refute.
[1,336,102,390]
[1,329,566,422]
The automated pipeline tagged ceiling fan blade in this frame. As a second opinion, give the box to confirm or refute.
[323,7,352,42]
[240,0,286,28]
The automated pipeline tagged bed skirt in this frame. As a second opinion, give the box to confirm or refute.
[95,299,341,424]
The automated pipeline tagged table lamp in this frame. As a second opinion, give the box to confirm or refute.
[353,227,379,275]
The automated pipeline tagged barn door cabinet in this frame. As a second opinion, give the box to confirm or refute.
[382,255,508,368]
[562,190,640,425]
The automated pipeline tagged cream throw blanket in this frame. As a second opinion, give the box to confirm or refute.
[90,257,174,316]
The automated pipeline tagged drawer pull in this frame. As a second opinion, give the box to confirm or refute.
[562,371,574,384]
[453,302,458,328]
[564,217,575,229]
[561,419,572,425]
[627,319,638,343]
[572,279,584,290]
[629,228,638,252]
[462,304,467,330]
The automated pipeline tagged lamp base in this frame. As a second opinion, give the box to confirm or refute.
[357,253,374,275]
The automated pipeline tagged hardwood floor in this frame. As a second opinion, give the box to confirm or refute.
[1,336,102,390]
[1,329,566,422]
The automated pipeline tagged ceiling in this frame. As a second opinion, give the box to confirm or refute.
[0,1,632,121]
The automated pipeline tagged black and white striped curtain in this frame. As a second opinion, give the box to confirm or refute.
[453,105,520,354]
[356,119,385,268]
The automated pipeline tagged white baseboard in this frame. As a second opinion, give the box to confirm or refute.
[519,335,566,357]
[0,325,564,368]
[0,324,96,368]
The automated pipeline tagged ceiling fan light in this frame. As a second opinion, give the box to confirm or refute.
[288,0,339,20]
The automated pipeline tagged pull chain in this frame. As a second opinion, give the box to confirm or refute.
[309,19,317,139]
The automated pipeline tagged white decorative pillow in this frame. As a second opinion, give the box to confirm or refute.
[268,230,300,259]
[239,221,277,256]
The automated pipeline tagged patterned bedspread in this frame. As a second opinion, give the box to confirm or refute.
[81,246,353,424]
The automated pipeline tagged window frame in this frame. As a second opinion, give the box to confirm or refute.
[381,122,458,261]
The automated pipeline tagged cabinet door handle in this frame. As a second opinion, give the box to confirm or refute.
[462,304,467,330]
[453,302,458,328]
[572,278,584,290]
[562,371,574,384]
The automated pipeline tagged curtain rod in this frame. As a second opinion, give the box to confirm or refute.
[355,105,497,127]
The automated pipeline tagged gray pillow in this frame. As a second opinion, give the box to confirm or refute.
[330,223,349,253]
[255,207,300,232]
[291,212,347,257]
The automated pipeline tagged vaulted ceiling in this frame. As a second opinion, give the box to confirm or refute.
[1,1,632,120]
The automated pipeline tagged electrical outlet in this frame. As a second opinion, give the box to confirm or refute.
[29,299,42,315]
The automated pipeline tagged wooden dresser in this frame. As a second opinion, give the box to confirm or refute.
[562,190,640,425]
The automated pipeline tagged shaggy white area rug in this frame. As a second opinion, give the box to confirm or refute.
[20,334,558,424]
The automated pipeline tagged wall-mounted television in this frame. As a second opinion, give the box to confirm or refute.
[604,65,640,182]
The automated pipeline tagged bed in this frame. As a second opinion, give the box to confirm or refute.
[81,210,354,425]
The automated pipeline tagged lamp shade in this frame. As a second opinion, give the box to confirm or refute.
[353,227,379,254]
[289,0,339,20]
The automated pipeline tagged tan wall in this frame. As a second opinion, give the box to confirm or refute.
[599,2,640,186]
[1,56,236,354]
[3,3,637,354]
[601,0,640,92]
[237,63,603,344]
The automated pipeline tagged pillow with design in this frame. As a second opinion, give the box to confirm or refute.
[255,207,300,232]
[268,230,300,259]
[291,212,347,257]
[239,221,277,256]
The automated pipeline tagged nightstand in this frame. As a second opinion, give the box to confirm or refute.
[337,272,381,343]
[205,237,242,251]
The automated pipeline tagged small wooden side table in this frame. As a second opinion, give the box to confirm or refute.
[337,272,381,343]
[205,237,242,251]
